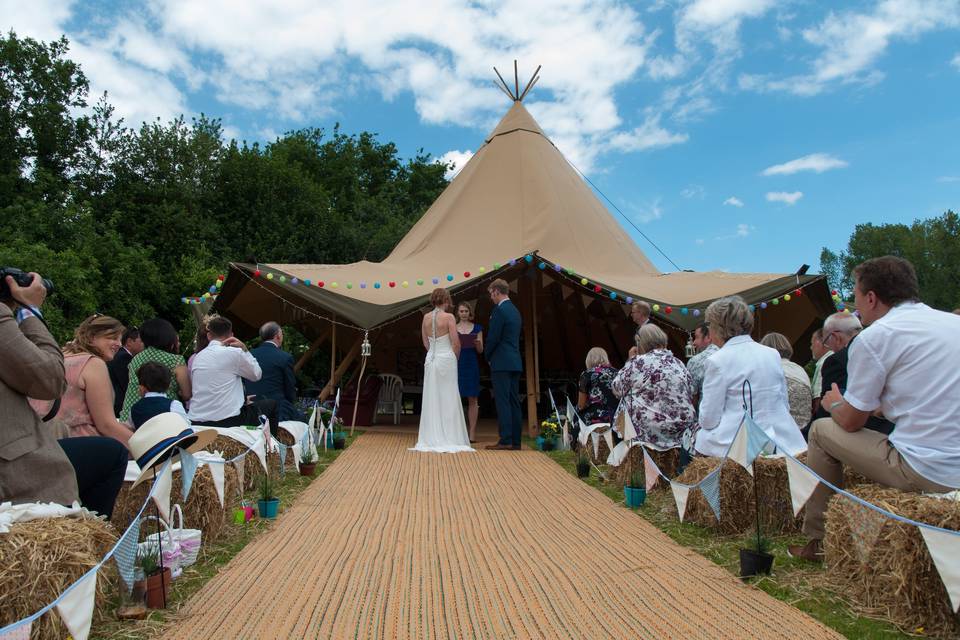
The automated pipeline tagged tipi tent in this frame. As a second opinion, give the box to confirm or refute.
[213,69,833,428]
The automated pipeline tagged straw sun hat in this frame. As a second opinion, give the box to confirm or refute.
[129,414,217,487]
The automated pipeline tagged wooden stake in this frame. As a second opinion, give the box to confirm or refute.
[493,66,515,100]
[493,79,515,102]
[294,325,332,373]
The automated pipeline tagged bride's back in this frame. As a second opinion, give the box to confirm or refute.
[423,308,454,339]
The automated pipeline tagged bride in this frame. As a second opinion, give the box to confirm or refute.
[410,288,474,453]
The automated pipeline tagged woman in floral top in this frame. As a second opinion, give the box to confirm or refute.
[612,324,696,451]
[577,347,619,425]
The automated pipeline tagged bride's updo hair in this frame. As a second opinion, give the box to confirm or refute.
[430,287,452,310]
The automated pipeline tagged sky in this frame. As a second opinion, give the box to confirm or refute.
[4,0,959,275]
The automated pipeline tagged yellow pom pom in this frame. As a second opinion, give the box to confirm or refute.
[402,281,409,288]
[580,278,588,285]
[652,304,660,312]
[331,282,338,288]
[784,294,792,301]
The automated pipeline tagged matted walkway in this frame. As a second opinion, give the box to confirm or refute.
[161,433,840,639]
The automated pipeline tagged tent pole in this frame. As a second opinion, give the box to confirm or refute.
[319,335,362,403]
[520,275,539,436]
[294,326,332,373]
[329,317,337,385]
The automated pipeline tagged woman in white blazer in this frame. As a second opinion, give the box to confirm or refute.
[694,296,808,457]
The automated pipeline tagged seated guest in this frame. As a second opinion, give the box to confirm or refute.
[790,257,960,562]
[33,315,134,445]
[1,272,126,519]
[808,312,893,436]
[612,325,696,450]
[686,322,718,407]
[120,318,191,422]
[695,296,807,457]
[627,300,651,358]
[188,316,280,434]
[245,321,305,422]
[576,347,618,442]
[108,326,143,415]
[187,314,213,376]
[760,332,812,429]
[809,328,832,412]
[130,362,189,429]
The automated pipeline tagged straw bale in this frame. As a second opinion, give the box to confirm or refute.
[610,446,680,489]
[111,465,239,544]
[580,431,612,467]
[0,515,118,640]
[211,434,287,491]
[824,486,960,638]
[673,456,802,535]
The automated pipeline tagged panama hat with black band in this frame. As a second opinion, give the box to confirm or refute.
[129,414,217,487]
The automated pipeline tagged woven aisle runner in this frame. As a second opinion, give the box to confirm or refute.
[161,433,840,639]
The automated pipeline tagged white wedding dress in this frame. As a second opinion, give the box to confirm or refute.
[411,309,474,453]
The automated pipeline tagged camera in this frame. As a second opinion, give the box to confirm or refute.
[0,267,55,301]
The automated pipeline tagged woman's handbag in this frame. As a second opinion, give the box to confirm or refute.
[170,504,203,567]
[138,515,184,579]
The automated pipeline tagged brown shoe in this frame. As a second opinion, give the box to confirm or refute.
[787,539,824,563]
[485,444,513,450]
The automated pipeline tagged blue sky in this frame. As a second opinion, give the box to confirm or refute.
[4,0,959,275]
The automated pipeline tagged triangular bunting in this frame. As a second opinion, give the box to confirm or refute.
[560,420,571,451]
[114,517,141,593]
[277,444,287,476]
[591,431,600,458]
[699,467,722,521]
[728,415,771,475]
[152,462,172,523]
[607,440,630,466]
[566,398,575,425]
[578,419,590,446]
[784,455,820,516]
[208,462,225,507]
[234,459,245,495]
[846,499,887,564]
[670,482,691,522]
[291,443,302,465]
[251,434,268,472]
[621,409,638,441]
[179,449,199,502]
[55,570,97,640]
[580,294,593,309]
[0,620,31,639]
[643,449,661,492]
[919,527,960,612]
[560,284,574,300]
[603,429,614,456]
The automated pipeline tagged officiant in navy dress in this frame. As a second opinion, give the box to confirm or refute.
[484,279,523,450]
[456,302,483,443]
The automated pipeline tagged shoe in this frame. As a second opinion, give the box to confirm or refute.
[511,445,521,450]
[787,539,824,563]
[486,444,513,450]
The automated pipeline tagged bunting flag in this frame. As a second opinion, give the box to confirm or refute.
[728,415,771,476]
[919,527,960,612]
[251,433,268,472]
[114,517,141,593]
[846,499,887,565]
[621,409,638,441]
[55,570,97,640]
[643,449,661,492]
[152,462,172,523]
[670,482,691,522]
[560,283,574,300]
[591,431,600,458]
[179,449,199,502]
[699,467,722,521]
[0,621,31,639]
[784,454,820,516]
[291,443,302,466]
[566,397,575,426]
[607,440,631,467]
[234,459,245,495]
[277,444,287,476]
[208,461,225,507]
[578,419,590,446]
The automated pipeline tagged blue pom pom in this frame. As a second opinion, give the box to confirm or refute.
[524,255,533,263]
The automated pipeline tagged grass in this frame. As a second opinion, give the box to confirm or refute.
[532,441,915,640]
[91,431,360,640]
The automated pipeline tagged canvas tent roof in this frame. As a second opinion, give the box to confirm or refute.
[215,101,830,334]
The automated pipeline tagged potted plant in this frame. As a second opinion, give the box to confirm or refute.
[623,470,646,508]
[134,543,170,609]
[299,445,318,476]
[257,474,280,519]
[333,430,346,449]
[539,419,559,451]
[739,529,773,578]
[575,452,590,478]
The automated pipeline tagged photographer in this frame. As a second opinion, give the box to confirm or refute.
[0,271,126,519]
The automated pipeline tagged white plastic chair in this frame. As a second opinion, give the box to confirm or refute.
[374,374,404,425]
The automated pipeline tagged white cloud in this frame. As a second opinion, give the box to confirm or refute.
[695,238,705,245]
[681,184,705,199]
[438,149,473,180]
[952,52,960,69]
[723,196,744,207]
[937,176,960,183]
[742,0,960,95]
[610,114,688,152]
[762,153,848,176]
[630,198,664,223]
[766,191,803,205]
[714,222,754,240]
[1,0,75,42]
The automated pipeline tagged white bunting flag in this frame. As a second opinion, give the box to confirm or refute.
[208,462,225,507]
[277,444,287,476]
[179,449,199,502]
[0,620,31,639]
[784,455,820,516]
[670,482,691,522]
[292,443,302,466]
[251,433,268,472]
[920,527,960,612]
[55,570,97,640]
[607,440,630,466]
[603,429,614,456]
[621,409,638,441]
[727,416,770,476]
[578,419,590,446]
[566,397,575,426]
[643,449,661,492]
[152,462,173,523]
[591,431,600,458]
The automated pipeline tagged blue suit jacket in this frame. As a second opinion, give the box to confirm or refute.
[244,343,304,421]
[485,299,523,372]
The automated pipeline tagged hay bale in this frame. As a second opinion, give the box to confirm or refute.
[211,435,289,491]
[111,465,239,544]
[673,456,802,535]
[610,446,680,489]
[579,430,612,467]
[824,486,960,638]
[0,515,118,640]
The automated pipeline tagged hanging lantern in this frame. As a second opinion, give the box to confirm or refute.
[361,332,372,357]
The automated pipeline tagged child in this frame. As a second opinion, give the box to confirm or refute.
[130,362,189,429]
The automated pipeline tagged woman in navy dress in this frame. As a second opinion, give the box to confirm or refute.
[456,302,483,443]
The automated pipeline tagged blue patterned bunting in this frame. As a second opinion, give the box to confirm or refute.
[179,448,199,502]
[728,414,773,474]
[699,466,722,521]
[114,518,141,593]
[277,443,287,476]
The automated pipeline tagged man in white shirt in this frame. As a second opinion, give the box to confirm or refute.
[188,316,280,435]
[809,328,832,413]
[789,256,960,562]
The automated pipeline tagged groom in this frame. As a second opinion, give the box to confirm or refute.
[484,279,523,450]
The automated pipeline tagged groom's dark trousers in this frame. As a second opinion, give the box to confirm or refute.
[485,298,523,446]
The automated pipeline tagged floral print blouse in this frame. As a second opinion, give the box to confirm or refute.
[578,365,619,425]
[612,348,697,450]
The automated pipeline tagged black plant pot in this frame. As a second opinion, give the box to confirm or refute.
[576,462,590,478]
[739,548,774,578]
[333,437,346,450]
